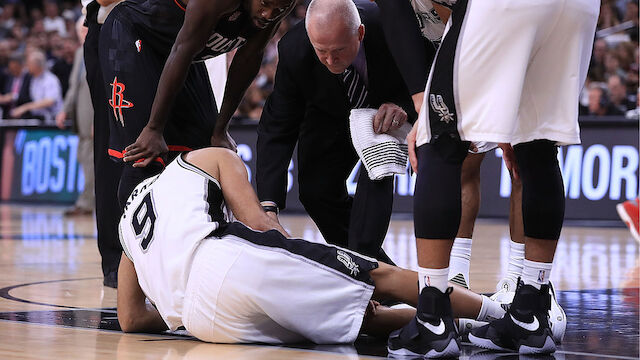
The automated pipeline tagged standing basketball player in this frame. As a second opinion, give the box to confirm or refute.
[98,0,295,207]
[116,147,507,344]
[82,0,125,288]
[387,0,599,357]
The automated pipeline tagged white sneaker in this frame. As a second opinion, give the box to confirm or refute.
[548,281,567,344]
[490,278,516,304]
[457,318,488,338]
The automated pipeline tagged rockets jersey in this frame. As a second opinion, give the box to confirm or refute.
[113,0,260,62]
[119,155,232,330]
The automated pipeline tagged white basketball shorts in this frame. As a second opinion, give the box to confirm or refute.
[181,222,377,344]
[416,0,599,147]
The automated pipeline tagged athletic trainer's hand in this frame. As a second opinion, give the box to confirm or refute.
[124,126,168,167]
[407,122,419,173]
[498,143,519,180]
[373,103,407,134]
[211,130,237,152]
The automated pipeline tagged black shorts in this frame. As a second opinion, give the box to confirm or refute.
[99,3,217,164]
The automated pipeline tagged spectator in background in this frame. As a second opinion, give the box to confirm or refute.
[599,0,622,29]
[0,52,31,117]
[626,89,640,119]
[584,84,625,116]
[51,36,75,95]
[607,74,636,112]
[43,0,66,36]
[10,49,61,123]
[56,17,93,216]
[590,39,609,82]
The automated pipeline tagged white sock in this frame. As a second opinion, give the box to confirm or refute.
[418,267,449,293]
[448,237,472,287]
[505,240,525,284]
[477,295,506,322]
[521,259,553,289]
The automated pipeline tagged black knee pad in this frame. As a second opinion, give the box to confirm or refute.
[514,140,565,240]
[414,137,468,239]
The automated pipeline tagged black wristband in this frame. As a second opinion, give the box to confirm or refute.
[262,205,279,214]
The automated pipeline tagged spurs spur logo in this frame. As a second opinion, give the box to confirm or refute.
[337,250,360,277]
[430,94,454,124]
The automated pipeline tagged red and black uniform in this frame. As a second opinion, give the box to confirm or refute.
[98,0,258,206]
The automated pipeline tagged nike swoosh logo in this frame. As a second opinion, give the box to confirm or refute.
[417,318,446,335]
[510,314,539,331]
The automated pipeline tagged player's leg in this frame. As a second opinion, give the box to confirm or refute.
[98,9,166,207]
[369,262,505,322]
[84,1,124,287]
[448,151,484,289]
[469,0,598,353]
[348,169,395,263]
[470,140,561,354]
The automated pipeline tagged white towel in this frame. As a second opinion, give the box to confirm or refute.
[349,108,412,180]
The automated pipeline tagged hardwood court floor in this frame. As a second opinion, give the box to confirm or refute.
[0,204,638,359]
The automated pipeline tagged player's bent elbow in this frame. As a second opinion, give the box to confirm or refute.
[118,315,138,333]
[117,309,144,333]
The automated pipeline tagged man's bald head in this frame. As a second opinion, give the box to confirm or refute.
[305,0,361,36]
[305,0,364,74]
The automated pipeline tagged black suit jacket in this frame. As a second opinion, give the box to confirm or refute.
[257,0,424,210]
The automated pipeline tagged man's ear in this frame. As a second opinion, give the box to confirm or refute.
[358,24,365,41]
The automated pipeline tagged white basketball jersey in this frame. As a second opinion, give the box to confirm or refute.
[409,0,446,45]
[119,155,232,330]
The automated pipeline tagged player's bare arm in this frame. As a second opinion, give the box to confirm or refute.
[184,148,291,236]
[211,3,294,150]
[117,254,169,333]
[123,0,238,167]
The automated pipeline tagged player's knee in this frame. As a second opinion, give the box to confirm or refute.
[514,140,564,240]
[413,141,466,239]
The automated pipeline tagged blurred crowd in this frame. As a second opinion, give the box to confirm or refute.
[580,0,640,118]
[0,0,636,123]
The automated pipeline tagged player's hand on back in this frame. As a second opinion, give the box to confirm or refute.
[211,130,238,152]
[124,126,168,167]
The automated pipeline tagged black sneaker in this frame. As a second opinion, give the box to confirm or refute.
[387,286,460,358]
[468,280,556,355]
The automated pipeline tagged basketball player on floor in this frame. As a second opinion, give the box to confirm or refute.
[387,0,599,357]
[116,147,507,344]
[98,0,295,208]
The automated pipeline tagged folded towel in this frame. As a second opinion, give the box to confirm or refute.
[349,108,412,180]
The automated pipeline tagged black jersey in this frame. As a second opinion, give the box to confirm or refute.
[115,0,259,61]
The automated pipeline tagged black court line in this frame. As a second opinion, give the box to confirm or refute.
[0,277,103,309]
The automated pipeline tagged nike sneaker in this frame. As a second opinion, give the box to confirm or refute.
[469,280,556,355]
[490,279,566,345]
[489,277,516,304]
[548,281,566,344]
[388,286,460,358]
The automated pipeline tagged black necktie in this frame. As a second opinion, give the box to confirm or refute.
[341,65,369,109]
